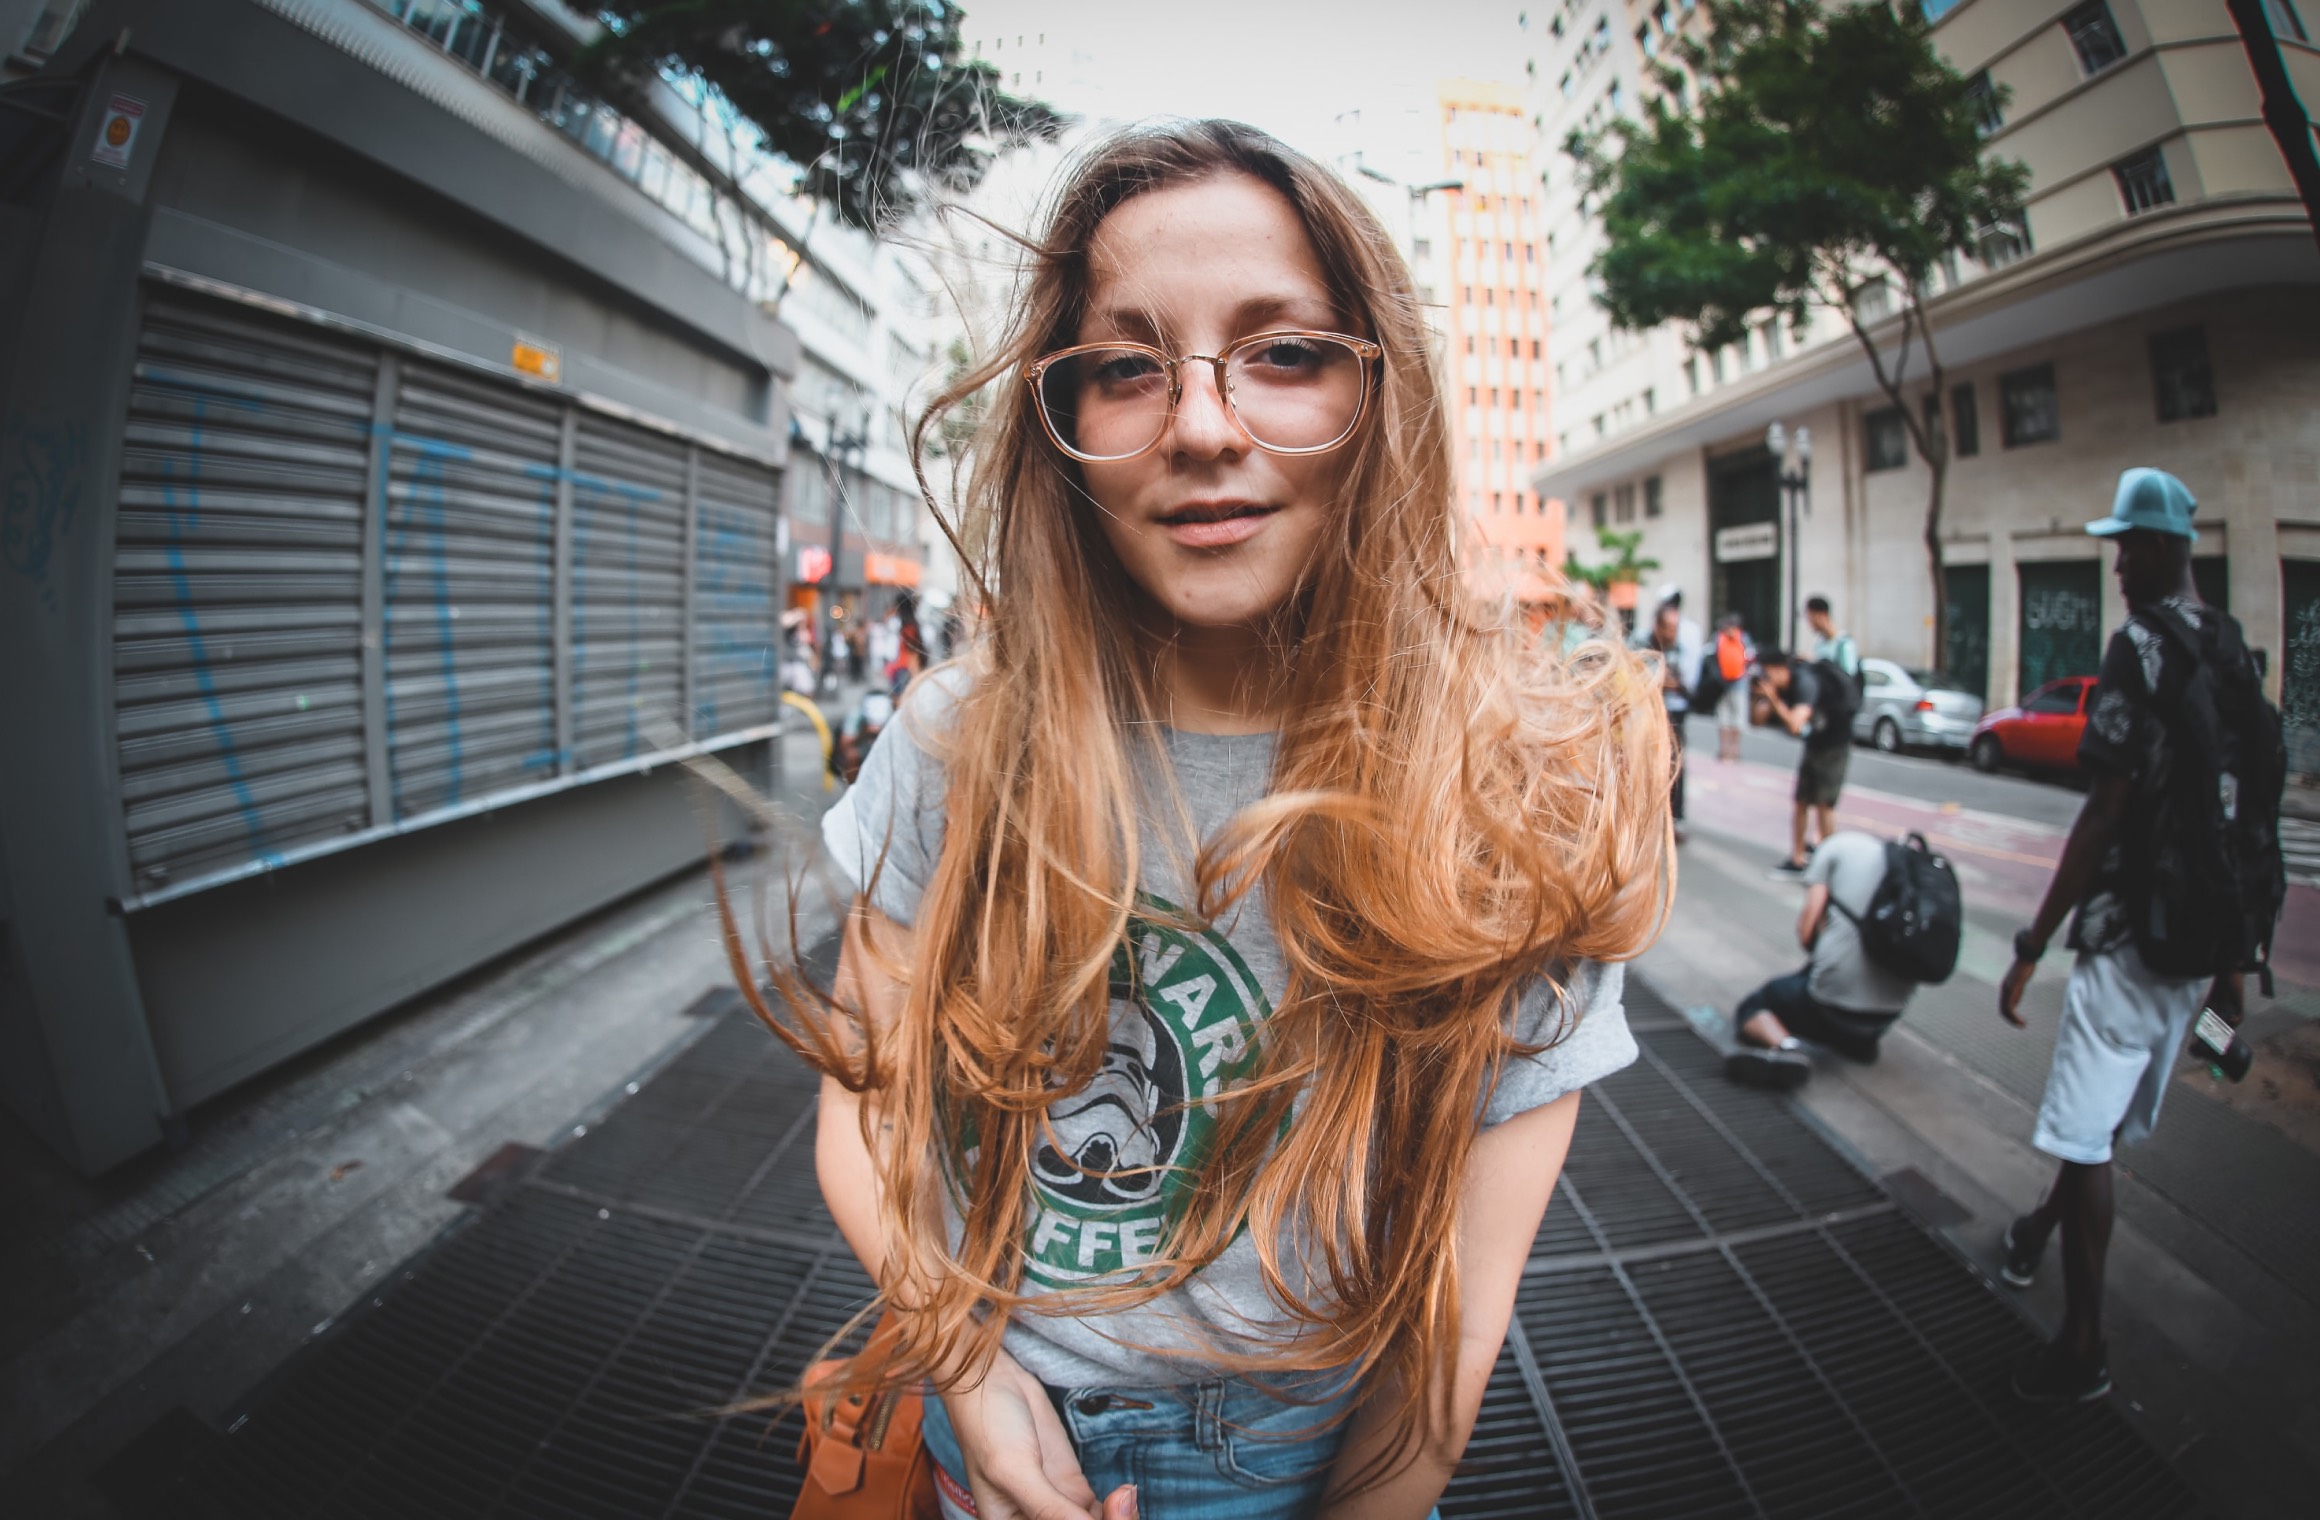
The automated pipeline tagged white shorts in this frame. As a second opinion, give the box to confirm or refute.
[2032,942,2206,1165]
[1716,678,1751,730]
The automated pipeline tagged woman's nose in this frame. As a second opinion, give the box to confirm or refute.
[1167,361,1250,457]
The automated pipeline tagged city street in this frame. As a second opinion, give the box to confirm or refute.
[1646,715,2320,1518]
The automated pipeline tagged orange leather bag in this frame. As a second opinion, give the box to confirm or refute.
[792,1318,940,1520]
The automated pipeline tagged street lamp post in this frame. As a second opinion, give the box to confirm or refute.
[1353,163,1464,262]
[1766,422,1813,653]
[820,402,873,694]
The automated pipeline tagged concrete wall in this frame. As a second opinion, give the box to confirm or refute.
[0,0,803,1173]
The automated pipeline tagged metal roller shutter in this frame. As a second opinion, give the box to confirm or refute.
[571,415,687,765]
[112,295,374,889]
[383,361,564,818]
[691,451,780,739]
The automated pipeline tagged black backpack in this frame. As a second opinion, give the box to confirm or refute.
[1831,832,1962,984]
[1809,659,1861,735]
[2120,605,2287,989]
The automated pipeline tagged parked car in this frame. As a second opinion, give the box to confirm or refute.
[1968,676,2095,774]
[1851,659,1986,754]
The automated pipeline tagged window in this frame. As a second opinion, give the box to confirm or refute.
[2026,683,2081,715]
[2113,147,2175,214]
[2150,326,2217,421]
[1964,70,2003,136]
[1614,483,1636,523]
[1644,475,1663,518]
[2061,2,2128,75]
[1411,237,1431,258]
[1864,407,1909,471]
[1976,214,2033,268]
[1856,279,1895,323]
[1922,392,1946,457]
[1530,338,1542,359]
[1590,492,1608,528]
[1951,383,1980,457]
[2000,364,2060,447]
[1920,0,1963,18]
[2265,0,2309,41]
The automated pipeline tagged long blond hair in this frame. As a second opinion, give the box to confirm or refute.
[731,119,1670,1479]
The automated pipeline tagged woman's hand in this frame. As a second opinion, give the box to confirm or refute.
[941,1344,1136,1520]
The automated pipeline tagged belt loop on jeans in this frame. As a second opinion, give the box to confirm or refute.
[1193,1379,1226,1452]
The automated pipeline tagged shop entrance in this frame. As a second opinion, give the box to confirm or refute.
[1709,448,1781,647]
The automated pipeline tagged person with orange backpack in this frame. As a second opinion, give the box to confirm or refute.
[1710,612,1755,762]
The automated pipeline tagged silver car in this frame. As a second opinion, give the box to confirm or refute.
[1851,658,1986,754]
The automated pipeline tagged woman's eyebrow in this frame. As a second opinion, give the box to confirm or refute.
[1081,292,1344,346]
[1230,293,1339,329]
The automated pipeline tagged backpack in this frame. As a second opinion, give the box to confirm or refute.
[1831,832,1962,984]
[1716,627,1748,682]
[1809,658,1860,733]
[2120,605,2287,989]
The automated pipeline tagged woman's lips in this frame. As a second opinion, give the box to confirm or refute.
[1156,502,1277,549]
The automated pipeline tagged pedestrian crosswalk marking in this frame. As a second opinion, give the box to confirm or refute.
[2283,816,2320,889]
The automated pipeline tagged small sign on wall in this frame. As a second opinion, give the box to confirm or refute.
[511,335,562,382]
[1714,522,1779,563]
[91,94,145,169]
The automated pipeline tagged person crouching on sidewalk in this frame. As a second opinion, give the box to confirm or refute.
[1725,828,1918,1088]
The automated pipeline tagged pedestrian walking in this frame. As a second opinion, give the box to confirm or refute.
[1725,829,1958,1088]
[784,120,1672,1520]
[1710,612,1754,762]
[1996,468,2286,1405]
[1755,647,1860,872]
[1636,595,1698,842]
[1806,595,1859,678]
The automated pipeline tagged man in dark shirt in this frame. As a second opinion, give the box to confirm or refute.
[1996,468,2235,1406]
[1755,649,1848,873]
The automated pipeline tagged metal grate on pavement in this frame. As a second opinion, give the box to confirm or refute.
[147,982,2205,1519]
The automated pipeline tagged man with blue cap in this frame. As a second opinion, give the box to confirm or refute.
[1995,467,2284,1405]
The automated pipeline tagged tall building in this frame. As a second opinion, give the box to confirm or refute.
[1438,80,1563,595]
[1525,0,2319,763]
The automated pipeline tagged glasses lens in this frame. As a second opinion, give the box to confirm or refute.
[1039,347,1172,460]
[1226,335,1367,451]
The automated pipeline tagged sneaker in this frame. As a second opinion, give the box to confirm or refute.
[1998,1216,2045,1289]
[1724,1046,1812,1091]
[1772,856,1809,875]
[2011,1341,2111,1405]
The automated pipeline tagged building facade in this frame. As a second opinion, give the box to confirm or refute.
[1440,80,1565,593]
[1527,0,2319,766]
[0,0,897,1173]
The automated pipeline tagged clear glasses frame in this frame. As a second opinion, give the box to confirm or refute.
[1024,329,1386,463]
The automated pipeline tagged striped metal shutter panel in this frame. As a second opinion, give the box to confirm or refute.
[570,414,687,764]
[385,362,562,817]
[692,451,781,738]
[112,294,373,889]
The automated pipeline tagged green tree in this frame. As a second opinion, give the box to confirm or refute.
[1571,0,2027,664]
[578,1,1063,235]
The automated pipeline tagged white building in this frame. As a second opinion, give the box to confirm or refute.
[1525,0,2319,766]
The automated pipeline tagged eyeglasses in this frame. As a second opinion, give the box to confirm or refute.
[1025,329,1383,463]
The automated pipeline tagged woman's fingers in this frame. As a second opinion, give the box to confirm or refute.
[1022,1379,1097,1508]
[1101,1484,1139,1520]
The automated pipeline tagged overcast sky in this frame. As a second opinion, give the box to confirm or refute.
[957,0,1526,187]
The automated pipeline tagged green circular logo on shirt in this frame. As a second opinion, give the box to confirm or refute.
[1020,896,1269,1287]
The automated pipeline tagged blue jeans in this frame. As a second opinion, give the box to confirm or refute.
[922,1374,1443,1518]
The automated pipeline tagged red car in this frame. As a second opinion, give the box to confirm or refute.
[1969,676,2094,774]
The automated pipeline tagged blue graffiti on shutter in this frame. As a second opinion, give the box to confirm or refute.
[156,393,281,865]
[522,458,562,773]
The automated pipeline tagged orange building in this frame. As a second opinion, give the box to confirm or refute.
[1437,81,1560,600]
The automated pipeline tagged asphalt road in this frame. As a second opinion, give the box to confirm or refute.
[1691,711,2089,830]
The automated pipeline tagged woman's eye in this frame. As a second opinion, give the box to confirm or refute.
[1091,353,1163,386]
[1248,340,1321,372]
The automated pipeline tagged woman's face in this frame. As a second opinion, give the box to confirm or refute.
[1071,173,1355,631]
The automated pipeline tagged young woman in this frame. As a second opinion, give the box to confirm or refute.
[778,119,1671,1520]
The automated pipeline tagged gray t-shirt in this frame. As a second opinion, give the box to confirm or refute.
[820,673,1638,1387]
[1803,831,1916,1015]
